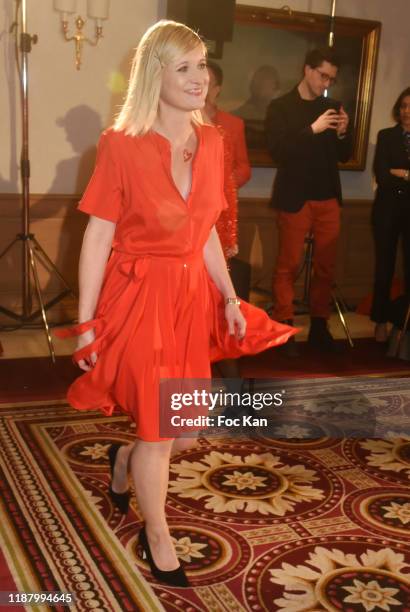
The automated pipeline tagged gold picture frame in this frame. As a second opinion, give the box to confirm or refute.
[216,5,381,170]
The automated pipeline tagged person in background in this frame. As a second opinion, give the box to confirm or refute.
[266,47,351,356]
[203,61,252,383]
[204,60,251,260]
[371,86,410,342]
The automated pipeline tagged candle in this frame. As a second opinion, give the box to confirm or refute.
[87,0,109,20]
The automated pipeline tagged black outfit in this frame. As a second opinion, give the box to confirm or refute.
[265,87,351,211]
[371,124,410,323]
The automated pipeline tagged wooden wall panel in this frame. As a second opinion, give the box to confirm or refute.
[0,194,403,324]
[239,197,384,307]
[0,194,85,324]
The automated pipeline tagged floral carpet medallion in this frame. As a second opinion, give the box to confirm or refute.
[344,436,410,484]
[344,488,410,541]
[246,539,410,611]
[0,377,409,611]
[128,518,253,586]
[254,419,342,450]
[168,446,342,523]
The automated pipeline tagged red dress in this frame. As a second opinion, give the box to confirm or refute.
[59,125,295,441]
[214,109,251,188]
[214,109,251,258]
[215,125,238,258]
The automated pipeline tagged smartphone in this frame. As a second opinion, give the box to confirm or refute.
[325,100,341,113]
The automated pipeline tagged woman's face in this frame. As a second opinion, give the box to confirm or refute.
[159,45,209,113]
[399,95,410,130]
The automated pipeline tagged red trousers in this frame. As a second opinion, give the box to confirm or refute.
[272,199,340,321]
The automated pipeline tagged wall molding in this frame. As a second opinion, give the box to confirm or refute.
[0,194,393,323]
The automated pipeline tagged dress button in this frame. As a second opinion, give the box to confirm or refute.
[183,263,187,268]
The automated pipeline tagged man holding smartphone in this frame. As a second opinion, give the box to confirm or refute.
[265,47,351,355]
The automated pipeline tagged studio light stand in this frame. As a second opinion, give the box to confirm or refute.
[295,234,354,347]
[392,301,410,357]
[0,0,77,362]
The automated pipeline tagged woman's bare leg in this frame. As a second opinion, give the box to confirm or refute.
[130,440,179,571]
[171,436,198,456]
[111,442,134,493]
[111,438,198,486]
[111,437,197,569]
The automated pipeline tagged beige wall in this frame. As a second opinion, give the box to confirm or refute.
[1,0,409,197]
[0,0,161,194]
[0,1,409,321]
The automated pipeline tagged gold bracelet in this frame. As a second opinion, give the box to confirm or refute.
[225,297,241,306]
[404,170,410,181]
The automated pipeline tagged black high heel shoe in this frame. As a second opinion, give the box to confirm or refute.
[138,526,190,588]
[108,443,130,514]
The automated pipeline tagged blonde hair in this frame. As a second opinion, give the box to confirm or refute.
[114,20,206,136]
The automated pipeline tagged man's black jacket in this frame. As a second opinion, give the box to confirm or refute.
[373,124,410,208]
[265,87,352,212]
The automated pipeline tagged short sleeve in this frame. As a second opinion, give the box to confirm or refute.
[78,131,123,223]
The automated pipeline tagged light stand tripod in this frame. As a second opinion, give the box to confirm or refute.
[295,233,354,347]
[392,299,410,358]
[0,0,77,362]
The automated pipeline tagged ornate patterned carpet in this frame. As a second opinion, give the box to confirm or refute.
[1,377,410,611]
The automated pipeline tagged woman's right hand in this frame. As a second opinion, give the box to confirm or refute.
[76,329,97,371]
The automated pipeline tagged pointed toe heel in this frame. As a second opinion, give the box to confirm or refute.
[108,443,130,514]
[138,526,190,588]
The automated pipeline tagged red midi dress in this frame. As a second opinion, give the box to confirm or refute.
[60,125,296,441]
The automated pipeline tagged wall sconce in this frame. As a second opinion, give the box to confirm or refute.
[54,0,109,70]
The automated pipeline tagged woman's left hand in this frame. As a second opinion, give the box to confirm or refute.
[225,303,247,340]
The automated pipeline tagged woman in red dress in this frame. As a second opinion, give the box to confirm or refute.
[59,20,295,588]
[204,60,251,260]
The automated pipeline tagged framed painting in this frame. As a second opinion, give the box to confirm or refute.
[215,5,381,170]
